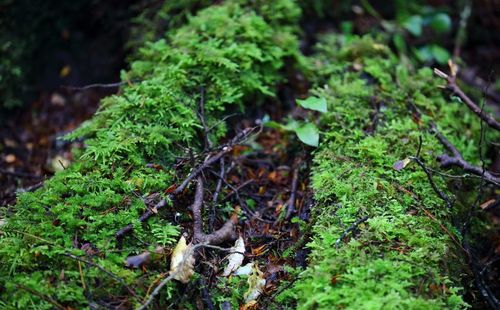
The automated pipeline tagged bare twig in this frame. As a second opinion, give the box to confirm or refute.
[434,64,500,131]
[116,199,167,240]
[335,215,369,248]
[285,160,301,220]
[197,87,212,150]
[62,80,138,91]
[410,156,454,209]
[209,158,225,231]
[16,285,65,310]
[431,128,500,186]
[116,127,257,240]
[191,177,238,245]
[64,253,138,298]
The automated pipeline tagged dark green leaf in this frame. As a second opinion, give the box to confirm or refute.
[430,13,451,33]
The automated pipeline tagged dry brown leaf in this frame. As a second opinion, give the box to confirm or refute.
[479,199,495,210]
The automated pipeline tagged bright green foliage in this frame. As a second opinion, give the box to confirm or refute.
[278,35,498,309]
[0,1,301,308]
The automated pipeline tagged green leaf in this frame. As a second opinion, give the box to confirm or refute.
[430,45,450,64]
[392,33,406,54]
[264,120,285,129]
[340,21,353,35]
[402,15,423,36]
[430,13,451,33]
[294,123,319,147]
[413,46,432,62]
[296,96,327,113]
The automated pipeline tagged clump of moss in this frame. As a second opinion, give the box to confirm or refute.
[278,34,498,309]
[0,1,301,308]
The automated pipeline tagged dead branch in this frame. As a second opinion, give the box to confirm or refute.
[209,158,224,231]
[285,160,300,220]
[410,156,454,209]
[16,285,66,310]
[431,128,500,186]
[197,87,212,150]
[116,199,167,240]
[335,215,369,248]
[434,64,500,131]
[191,177,238,245]
[116,128,257,240]
[62,80,140,91]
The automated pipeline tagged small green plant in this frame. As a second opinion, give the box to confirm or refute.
[265,96,327,147]
[390,3,452,64]
[150,223,180,246]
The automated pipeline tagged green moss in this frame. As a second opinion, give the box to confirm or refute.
[278,35,498,309]
[0,1,301,308]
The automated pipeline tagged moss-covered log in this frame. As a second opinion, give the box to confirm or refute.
[1,1,497,309]
[0,1,300,308]
[277,35,498,309]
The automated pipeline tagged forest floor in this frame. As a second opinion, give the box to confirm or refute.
[1,2,500,309]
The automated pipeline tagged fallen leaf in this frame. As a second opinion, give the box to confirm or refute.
[244,264,266,304]
[60,65,71,77]
[479,199,495,210]
[234,262,254,276]
[169,236,195,283]
[48,155,71,172]
[50,93,66,106]
[222,235,245,276]
[5,154,16,163]
[393,158,411,171]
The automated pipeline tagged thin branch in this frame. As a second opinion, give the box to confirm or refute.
[62,80,138,91]
[64,253,138,298]
[116,199,167,240]
[16,284,65,310]
[210,158,224,231]
[431,128,500,186]
[191,177,238,245]
[410,156,454,209]
[335,215,369,248]
[192,177,205,241]
[285,160,300,221]
[197,87,212,150]
[116,127,257,240]
[434,65,500,131]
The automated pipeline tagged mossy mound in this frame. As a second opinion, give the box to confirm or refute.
[0,1,301,308]
[1,1,496,309]
[278,35,498,309]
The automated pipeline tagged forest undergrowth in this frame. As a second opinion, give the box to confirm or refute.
[1,0,499,309]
